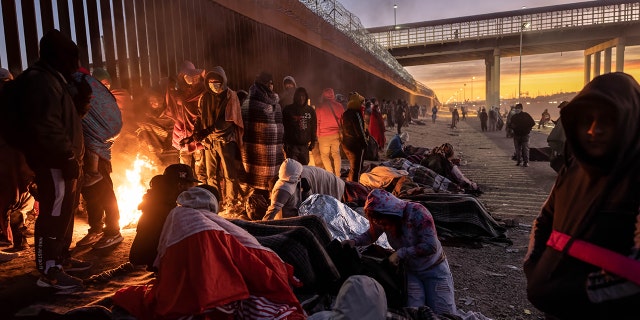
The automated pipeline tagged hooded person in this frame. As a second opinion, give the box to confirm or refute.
[190,66,245,213]
[308,275,387,320]
[114,186,304,320]
[341,92,367,182]
[279,75,297,107]
[524,72,640,319]
[368,98,386,150]
[386,132,409,159]
[344,189,457,315]
[18,29,87,290]
[315,88,344,176]
[165,60,206,182]
[263,158,346,221]
[241,71,285,193]
[282,87,317,165]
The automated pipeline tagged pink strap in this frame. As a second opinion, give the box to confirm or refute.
[547,230,640,285]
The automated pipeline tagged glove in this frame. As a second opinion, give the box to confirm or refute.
[62,157,80,180]
[193,129,210,142]
[308,141,316,151]
[179,136,194,147]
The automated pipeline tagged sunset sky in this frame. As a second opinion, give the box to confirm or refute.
[339,0,640,103]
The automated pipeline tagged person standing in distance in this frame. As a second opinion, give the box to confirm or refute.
[508,103,535,167]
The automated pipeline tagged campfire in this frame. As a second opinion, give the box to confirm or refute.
[112,154,159,229]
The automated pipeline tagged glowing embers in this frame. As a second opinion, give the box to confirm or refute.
[113,154,158,228]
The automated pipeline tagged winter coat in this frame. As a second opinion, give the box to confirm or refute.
[20,61,84,170]
[197,68,244,150]
[524,72,640,319]
[165,75,205,152]
[509,111,535,136]
[316,88,344,137]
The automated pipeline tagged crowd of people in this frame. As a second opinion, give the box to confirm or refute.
[2,29,638,320]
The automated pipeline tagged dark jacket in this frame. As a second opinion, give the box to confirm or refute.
[20,61,84,170]
[341,108,367,151]
[282,87,317,146]
[524,72,640,319]
[509,111,535,136]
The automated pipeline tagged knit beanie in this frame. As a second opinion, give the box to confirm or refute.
[347,92,364,110]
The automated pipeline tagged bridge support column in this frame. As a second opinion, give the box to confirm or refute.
[485,58,493,107]
[492,49,500,108]
[594,51,601,77]
[584,55,591,86]
[616,38,625,72]
[604,48,612,74]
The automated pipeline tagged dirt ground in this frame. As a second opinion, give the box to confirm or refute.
[0,112,555,319]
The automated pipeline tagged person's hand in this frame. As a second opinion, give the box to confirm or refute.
[388,252,400,267]
[341,239,356,248]
[193,129,210,142]
[179,136,194,147]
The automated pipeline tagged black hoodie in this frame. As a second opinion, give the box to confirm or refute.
[282,87,317,146]
[524,72,640,319]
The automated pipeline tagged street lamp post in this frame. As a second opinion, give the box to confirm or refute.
[394,4,398,27]
[518,16,530,102]
[471,76,475,103]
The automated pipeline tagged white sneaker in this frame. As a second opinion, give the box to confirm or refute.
[93,233,124,249]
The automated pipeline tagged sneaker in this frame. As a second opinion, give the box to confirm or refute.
[0,251,19,262]
[523,163,529,167]
[76,231,103,247]
[515,162,521,166]
[36,267,84,290]
[62,257,93,272]
[93,233,124,249]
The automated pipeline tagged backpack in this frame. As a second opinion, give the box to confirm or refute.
[0,77,28,150]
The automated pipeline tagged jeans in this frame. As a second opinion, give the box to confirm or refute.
[318,133,341,176]
[406,260,457,315]
[204,141,244,207]
[513,134,531,163]
[179,149,206,182]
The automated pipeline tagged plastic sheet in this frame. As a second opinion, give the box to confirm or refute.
[299,194,391,249]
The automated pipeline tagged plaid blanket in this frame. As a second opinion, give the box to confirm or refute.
[241,84,284,190]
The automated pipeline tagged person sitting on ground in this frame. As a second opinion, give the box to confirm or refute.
[115,185,304,319]
[343,189,458,315]
[129,163,201,271]
[386,132,409,159]
[308,275,387,320]
[263,158,369,220]
[421,143,480,193]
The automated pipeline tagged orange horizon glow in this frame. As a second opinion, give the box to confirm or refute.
[409,46,640,104]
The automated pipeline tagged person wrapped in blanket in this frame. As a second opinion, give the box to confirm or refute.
[343,189,458,316]
[421,143,481,194]
[524,72,640,319]
[114,185,304,320]
[263,158,370,220]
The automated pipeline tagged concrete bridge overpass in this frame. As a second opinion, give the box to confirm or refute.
[367,0,640,107]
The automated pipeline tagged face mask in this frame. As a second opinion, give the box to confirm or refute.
[209,82,223,93]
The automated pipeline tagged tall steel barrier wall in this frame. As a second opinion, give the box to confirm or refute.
[1,0,430,105]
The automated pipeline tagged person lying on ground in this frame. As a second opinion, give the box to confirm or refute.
[421,143,480,193]
[343,189,458,315]
[114,185,304,320]
[263,158,370,220]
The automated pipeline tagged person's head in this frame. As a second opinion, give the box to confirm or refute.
[255,71,274,92]
[481,107,486,111]
[293,87,309,106]
[321,88,336,102]
[364,189,405,236]
[92,68,111,89]
[561,72,640,173]
[347,92,364,110]
[175,185,219,213]
[283,76,297,90]
[399,132,409,143]
[162,163,201,192]
[237,89,249,106]
[179,60,204,85]
[39,29,79,77]
[434,142,454,159]
[514,103,523,113]
[205,66,227,94]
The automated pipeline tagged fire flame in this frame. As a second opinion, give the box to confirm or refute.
[114,154,158,229]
